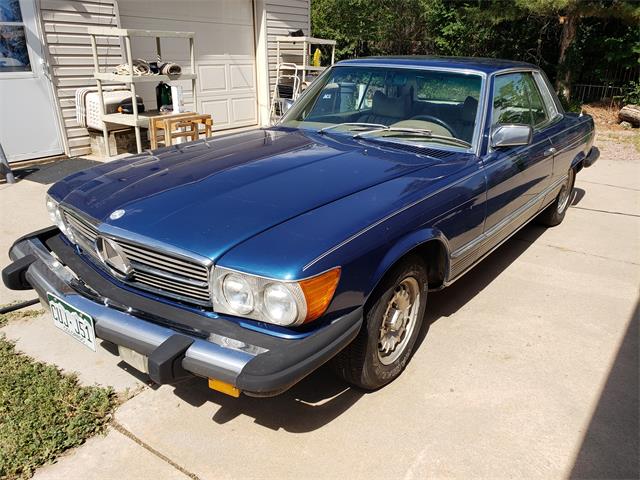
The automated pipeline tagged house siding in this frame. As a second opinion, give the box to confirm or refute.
[264,0,310,98]
[38,0,311,157]
[39,0,121,157]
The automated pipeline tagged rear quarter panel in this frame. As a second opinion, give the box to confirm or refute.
[548,113,595,180]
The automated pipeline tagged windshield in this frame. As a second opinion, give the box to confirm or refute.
[281,65,483,149]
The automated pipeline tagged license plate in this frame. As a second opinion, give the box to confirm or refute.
[48,293,96,351]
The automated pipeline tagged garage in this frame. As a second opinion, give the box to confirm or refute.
[0,0,311,161]
[117,0,259,131]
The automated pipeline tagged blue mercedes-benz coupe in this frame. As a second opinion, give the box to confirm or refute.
[3,57,598,397]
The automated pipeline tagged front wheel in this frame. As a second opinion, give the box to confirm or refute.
[537,168,575,227]
[332,255,428,390]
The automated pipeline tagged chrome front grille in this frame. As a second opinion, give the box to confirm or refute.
[61,207,211,306]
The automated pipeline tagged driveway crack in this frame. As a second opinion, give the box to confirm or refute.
[570,206,640,218]
[512,236,640,266]
[112,420,201,480]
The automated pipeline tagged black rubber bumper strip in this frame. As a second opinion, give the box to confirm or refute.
[583,146,600,168]
[236,307,363,394]
[148,334,195,384]
[2,254,37,290]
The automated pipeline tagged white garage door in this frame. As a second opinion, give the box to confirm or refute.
[117,0,258,131]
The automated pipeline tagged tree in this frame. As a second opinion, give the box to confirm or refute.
[486,0,639,99]
[311,0,640,99]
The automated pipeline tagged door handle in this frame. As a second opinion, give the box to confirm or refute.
[544,147,557,157]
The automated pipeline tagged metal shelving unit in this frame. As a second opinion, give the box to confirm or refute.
[270,36,336,123]
[87,27,197,156]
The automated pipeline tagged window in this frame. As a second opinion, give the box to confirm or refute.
[533,71,560,120]
[492,72,549,128]
[0,0,31,73]
[417,73,481,102]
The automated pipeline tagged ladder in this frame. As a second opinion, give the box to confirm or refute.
[269,36,336,124]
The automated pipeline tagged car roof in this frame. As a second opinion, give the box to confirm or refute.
[335,56,538,74]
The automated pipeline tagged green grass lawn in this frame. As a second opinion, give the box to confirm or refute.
[0,308,116,479]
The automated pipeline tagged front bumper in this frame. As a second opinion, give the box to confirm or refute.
[3,228,362,396]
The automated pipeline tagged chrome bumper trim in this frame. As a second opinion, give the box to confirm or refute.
[10,236,255,385]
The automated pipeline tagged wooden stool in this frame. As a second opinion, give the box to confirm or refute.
[148,112,213,149]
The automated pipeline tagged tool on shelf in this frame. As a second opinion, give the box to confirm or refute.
[87,27,197,157]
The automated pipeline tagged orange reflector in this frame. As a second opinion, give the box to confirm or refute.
[208,378,240,398]
[299,267,341,323]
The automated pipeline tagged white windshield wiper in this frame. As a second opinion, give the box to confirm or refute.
[318,122,388,134]
[354,127,472,148]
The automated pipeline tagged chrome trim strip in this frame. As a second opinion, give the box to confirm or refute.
[451,174,567,259]
[550,131,593,155]
[130,261,209,288]
[445,187,558,286]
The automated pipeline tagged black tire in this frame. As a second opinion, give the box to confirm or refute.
[332,255,428,390]
[537,168,576,227]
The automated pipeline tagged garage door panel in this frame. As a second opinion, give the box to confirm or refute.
[230,64,255,90]
[118,0,258,131]
[199,65,228,93]
[202,99,230,127]
[231,97,257,123]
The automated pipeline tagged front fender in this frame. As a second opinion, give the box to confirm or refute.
[366,228,451,302]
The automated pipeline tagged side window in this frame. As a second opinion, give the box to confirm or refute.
[492,72,549,128]
[523,74,549,126]
[533,71,560,120]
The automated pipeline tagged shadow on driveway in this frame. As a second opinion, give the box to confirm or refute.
[1,158,101,185]
[569,300,639,479]
[141,222,548,433]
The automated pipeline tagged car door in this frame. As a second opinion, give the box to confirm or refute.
[481,71,554,242]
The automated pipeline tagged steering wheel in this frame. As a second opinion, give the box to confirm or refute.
[410,115,458,138]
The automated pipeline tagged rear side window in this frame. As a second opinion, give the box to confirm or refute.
[492,72,549,127]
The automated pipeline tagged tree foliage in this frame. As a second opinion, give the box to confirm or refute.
[311,0,640,97]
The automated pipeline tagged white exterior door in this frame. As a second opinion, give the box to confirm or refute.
[0,0,63,161]
[117,0,258,131]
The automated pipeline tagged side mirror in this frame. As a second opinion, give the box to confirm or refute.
[491,124,532,148]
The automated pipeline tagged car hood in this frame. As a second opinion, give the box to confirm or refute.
[51,128,444,261]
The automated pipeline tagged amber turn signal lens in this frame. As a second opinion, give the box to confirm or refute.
[299,267,341,323]
[208,378,240,398]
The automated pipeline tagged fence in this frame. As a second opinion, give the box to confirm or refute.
[572,84,625,105]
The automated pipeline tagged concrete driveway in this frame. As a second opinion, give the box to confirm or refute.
[1,137,638,479]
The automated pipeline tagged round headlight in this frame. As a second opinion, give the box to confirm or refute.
[46,196,74,242]
[263,283,298,325]
[46,196,58,224]
[222,274,254,314]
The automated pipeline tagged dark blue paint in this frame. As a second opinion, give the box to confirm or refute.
[48,57,595,337]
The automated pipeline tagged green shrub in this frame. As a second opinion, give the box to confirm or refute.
[622,81,640,105]
[0,339,115,479]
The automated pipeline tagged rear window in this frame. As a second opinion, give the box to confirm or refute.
[416,73,481,102]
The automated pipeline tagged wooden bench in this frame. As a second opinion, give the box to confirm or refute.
[148,112,213,149]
